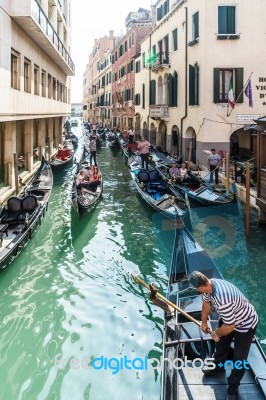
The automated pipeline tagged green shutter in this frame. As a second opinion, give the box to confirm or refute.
[189,65,195,105]
[213,68,220,103]
[168,74,173,106]
[150,80,156,105]
[227,6,236,34]
[235,68,243,103]
[174,72,178,107]
[193,12,199,39]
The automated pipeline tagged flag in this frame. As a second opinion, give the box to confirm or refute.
[244,79,253,107]
[228,77,235,109]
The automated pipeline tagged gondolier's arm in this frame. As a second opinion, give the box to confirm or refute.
[201,300,212,333]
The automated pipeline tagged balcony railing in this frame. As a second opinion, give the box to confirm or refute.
[149,104,169,119]
[146,51,169,71]
[32,0,75,74]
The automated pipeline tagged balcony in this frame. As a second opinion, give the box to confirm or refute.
[146,52,169,72]
[11,0,75,75]
[149,105,169,120]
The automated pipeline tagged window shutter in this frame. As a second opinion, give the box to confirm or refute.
[193,12,199,39]
[142,84,145,109]
[150,80,156,105]
[173,72,178,107]
[227,6,236,34]
[235,68,243,103]
[213,68,220,103]
[168,74,173,106]
[189,64,195,105]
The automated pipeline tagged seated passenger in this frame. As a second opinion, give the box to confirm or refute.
[179,163,190,183]
[81,165,89,179]
[169,163,180,180]
[90,167,100,187]
[76,170,90,189]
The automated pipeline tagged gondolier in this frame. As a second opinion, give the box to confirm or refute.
[88,136,97,166]
[188,271,258,400]
[207,148,221,184]
[138,136,151,170]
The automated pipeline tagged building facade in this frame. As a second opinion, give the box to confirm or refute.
[83,31,117,124]
[111,8,152,132]
[135,0,266,167]
[0,0,74,203]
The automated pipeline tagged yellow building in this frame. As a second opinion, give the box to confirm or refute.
[0,0,74,203]
[135,0,266,167]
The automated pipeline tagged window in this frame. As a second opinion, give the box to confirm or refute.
[213,68,243,104]
[192,11,199,40]
[169,72,178,107]
[218,6,236,34]
[172,28,178,51]
[150,80,156,105]
[189,63,199,106]
[135,60,141,73]
[53,77,57,99]
[34,65,39,95]
[132,32,134,46]
[135,93,140,105]
[11,50,20,90]
[24,58,31,93]
[41,70,46,97]
[48,74,52,98]
[125,40,128,52]
[142,52,146,69]
[142,84,145,109]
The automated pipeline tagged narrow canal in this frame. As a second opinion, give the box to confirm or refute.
[0,127,265,400]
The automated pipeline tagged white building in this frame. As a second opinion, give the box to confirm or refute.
[0,0,74,202]
[135,0,266,166]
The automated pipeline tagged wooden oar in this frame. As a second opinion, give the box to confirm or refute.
[132,275,212,334]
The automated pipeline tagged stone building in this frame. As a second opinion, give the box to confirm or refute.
[111,8,152,132]
[83,31,117,124]
[134,0,266,167]
[0,0,74,203]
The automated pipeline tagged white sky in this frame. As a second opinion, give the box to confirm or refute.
[71,0,153,102]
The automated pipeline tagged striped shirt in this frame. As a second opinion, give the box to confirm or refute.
[202,278,258,333]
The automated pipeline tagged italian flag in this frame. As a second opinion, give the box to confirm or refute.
[228,77,235,109]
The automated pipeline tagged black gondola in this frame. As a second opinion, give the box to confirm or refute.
[152,150,236,206]
[72,152,103,214]
[0,157,53,270]
[49,140,74,169]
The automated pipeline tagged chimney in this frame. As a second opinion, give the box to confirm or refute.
[151,5,156,29]
[109,30,114,38]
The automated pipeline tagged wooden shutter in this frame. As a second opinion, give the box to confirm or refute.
[189,65,195,105]
[213,68,220,103]
[235,68,243,103]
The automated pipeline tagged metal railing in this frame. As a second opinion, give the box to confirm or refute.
[146,51,169,70]
[32,0,75,73]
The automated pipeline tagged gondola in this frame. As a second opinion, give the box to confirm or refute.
[0,157,53,270]
[72,153,103,214]
[134,223,266,399]
[129,158,188,219]
[66,132,78,148]
[106,132,120,148]
[49,140,74,169]
[153,151,236,206]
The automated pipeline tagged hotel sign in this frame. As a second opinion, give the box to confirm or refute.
[236,114,260,123]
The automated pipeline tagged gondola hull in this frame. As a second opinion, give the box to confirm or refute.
[0,157,53,270]
[129,160,188,219]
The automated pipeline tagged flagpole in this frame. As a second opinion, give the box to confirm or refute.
[227,72,253,117]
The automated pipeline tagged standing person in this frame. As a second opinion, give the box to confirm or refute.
[138,136,151,170]
[128,127,135,144]
[188,271,258,400]
[92,122,97,135]
[207,149,221,184]
[230,133,239,158]
[88,136,97,166]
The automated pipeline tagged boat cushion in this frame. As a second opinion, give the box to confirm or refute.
[22,195,38,212]
[148,169,160,182]
[138,171,150,185]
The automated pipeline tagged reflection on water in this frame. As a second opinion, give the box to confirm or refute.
[0,128,265,400]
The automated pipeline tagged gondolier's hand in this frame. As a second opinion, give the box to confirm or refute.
[211,330,220,342]
[201,322,212,334]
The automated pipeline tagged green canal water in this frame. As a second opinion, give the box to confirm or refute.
[0,130,265,400]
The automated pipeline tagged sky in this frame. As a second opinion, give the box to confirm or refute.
[71,0,153,103]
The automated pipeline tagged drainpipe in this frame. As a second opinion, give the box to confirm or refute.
[180,6,188,160]
[148,32,152,142]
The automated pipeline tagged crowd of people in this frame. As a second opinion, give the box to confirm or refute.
[76,164,100,190]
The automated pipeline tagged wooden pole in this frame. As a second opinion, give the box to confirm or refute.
[13,153,19,195]
[225,152,230,195]
[245,161,250,238]
[188,141,192,170]
[48,136,51,161]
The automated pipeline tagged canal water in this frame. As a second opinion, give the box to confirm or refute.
[0,127,265,400]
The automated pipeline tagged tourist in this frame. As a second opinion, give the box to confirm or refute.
[169,163,180,180]
[128,127,135,144]
[188,271,258,400]
[179,163,190,182]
